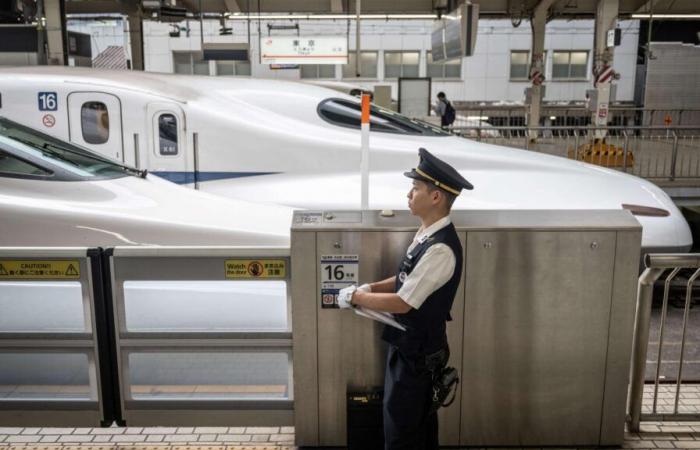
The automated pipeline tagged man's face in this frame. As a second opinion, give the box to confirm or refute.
[407,179,436,216]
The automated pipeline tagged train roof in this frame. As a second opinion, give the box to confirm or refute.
[0,66,346,103]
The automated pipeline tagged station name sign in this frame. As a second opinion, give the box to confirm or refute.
[261,36,348,65]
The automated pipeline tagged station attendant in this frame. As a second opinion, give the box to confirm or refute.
[337,148,473,450]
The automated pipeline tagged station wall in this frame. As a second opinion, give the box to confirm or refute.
[66,17,640,103]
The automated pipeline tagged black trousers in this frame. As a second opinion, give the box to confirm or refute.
[383,345,438,450]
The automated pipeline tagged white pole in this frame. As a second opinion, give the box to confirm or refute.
[360,94,370,210]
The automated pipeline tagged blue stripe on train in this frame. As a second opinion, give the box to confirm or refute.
[151,171,280,185]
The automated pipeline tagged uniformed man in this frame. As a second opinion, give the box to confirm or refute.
[337,148,473,450]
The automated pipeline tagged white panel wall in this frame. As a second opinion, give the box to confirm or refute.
[66,17,640,103]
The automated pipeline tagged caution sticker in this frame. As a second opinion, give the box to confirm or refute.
[0,260,81,279]
[225,259,286,279]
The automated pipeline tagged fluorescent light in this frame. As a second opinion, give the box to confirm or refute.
[224,13,438,20]
[630,14,700,19]
[550,116,557,120]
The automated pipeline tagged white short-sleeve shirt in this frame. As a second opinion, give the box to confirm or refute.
[396,216,457,310]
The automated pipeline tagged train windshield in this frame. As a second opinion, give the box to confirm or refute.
[317,98,450,136]
[0,117,143,179]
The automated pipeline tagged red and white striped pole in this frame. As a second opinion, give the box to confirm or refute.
[360,93,371,210]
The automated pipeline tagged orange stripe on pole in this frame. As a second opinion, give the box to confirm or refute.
[361,94,371,124]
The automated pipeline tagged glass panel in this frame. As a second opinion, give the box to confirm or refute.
[0,149,51,176]
[360,52,377,78]
[300,64,318,79]
[385,64,401,79]
[216,61,234,76]
[193,58,210,75]
[236,61,251,76]
[427,51,434,64]
[158,114,178,156]
[0,281,86,332]
[403,64,419,77]
[570,51,588,78]
[80,102,109,145]
[173,53,191,74]
[384,52,401,66]
[0,353,92,400]
[402,52,419,66]
[444,62,461,78]
[552,52,570,79]
[510,52,529,79]
[511,51,529,66]
[128,351,292,400]
[123,280,288,332]
[342,52,357,78]
[427,64,443,78]
[318,64,335,78]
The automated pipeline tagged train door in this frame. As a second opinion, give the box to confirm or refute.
[146,103,191,186]
[67,92,124,161]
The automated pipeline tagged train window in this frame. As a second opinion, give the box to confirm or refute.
[0,149,51,176]
[317,98,450,136]
[158,113,178,156]
[81,101,110,144]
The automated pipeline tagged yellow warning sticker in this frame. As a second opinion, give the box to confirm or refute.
[225,259,286,279]
[0,260,81,279]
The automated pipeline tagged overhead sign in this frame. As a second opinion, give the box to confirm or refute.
[432,3,479,63]
[261,36,347,65]
[0,260,80,279]
[225,259,287,279]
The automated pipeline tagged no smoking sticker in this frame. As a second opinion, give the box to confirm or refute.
[42,114,56,128]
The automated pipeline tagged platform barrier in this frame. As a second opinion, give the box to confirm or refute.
[0,248,113,426]
[629,254,700,431]
[107,247,292,426]
[292,209,642,447]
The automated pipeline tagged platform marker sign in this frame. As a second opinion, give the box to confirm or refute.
[0,260,80,279]
[225,259,286,279]
[320,254,358,308]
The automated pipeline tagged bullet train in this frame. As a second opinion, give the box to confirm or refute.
[0,66,691,253]
[0,116,292,247]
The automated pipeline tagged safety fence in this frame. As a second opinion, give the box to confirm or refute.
[447,105,700,128]
[0,247,292,427]
[448,126,700,181]
[628,254,700,432]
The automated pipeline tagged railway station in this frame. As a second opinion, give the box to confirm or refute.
[1,0,700,449]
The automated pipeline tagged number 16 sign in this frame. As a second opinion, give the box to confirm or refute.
[320,255,358,309]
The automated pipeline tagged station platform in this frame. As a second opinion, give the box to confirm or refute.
[1,422,700,449]
[2,384,700,450]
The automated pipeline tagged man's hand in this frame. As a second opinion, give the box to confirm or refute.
[337,285,357,309]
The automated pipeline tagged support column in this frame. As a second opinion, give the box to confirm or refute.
[44,0,67,65]
[127,12,145,70]
[591,0,620,140]
[526,0,556,140]
[354,0,361,76]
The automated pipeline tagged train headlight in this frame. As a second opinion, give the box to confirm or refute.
[622,204,670,217]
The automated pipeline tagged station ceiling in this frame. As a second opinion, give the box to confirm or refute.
[64,0,700,18]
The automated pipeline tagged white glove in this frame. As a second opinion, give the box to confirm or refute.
[337,285,357,309]
[357,283,372,294]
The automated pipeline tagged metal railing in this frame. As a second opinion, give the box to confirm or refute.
[628,254,700,432]
[447,125,700,182]
[448,105,700,128]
